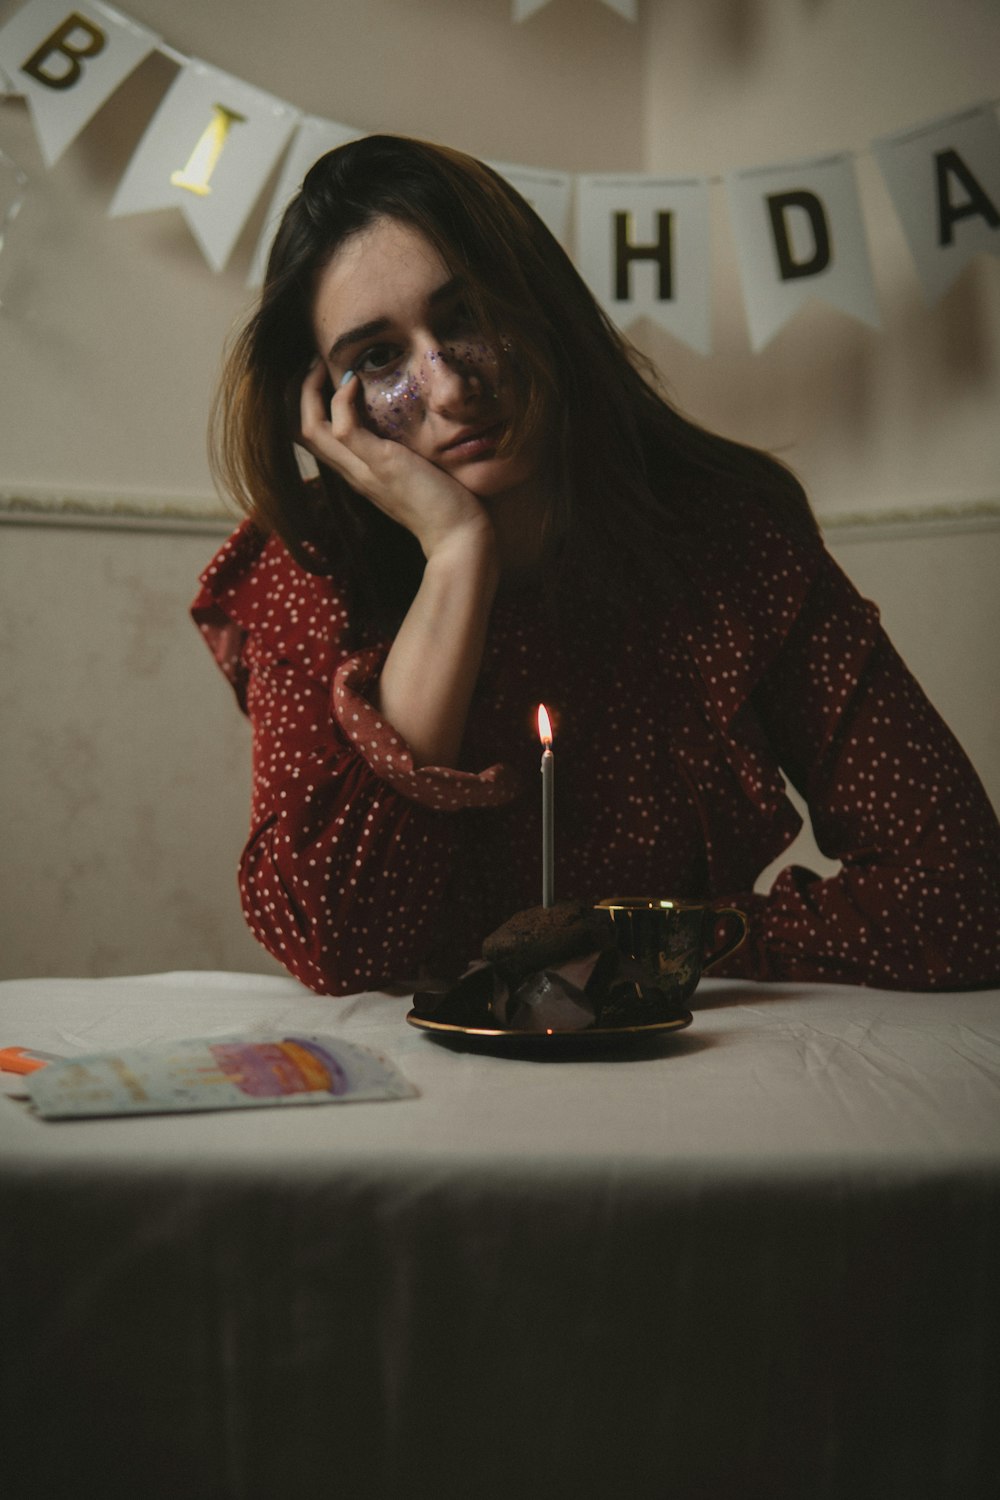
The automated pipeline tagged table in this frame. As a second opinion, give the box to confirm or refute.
[2,971,999,1499]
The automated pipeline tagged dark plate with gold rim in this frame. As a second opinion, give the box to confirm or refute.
[405,1007,693,1056]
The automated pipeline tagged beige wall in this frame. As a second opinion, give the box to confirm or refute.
[1,0,997,980]
[636,0,1000,521]
[0,0,642,507]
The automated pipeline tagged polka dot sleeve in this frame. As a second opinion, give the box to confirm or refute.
[236,648,519,997]
[192,523,519,994]
[721,552,1000,989]
[332,648,519,809]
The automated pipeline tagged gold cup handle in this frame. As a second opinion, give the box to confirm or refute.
[702,906,749,972]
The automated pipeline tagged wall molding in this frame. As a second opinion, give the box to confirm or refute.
[0,489,235,535]
[1,486,998,542]
[819,498,1000,544]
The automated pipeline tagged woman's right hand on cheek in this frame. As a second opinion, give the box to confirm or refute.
[297,361,494,563]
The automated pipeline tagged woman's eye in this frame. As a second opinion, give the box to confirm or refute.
[355,344,401,377]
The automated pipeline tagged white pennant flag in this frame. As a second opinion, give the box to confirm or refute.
[488,160,573,246]
[873,103,1000,306]
[513,0,636,19]
[248,116,363,289]
[575,173,712,354]
[108,59,299,273]
[726,152,879,351]
[0,0,158,166]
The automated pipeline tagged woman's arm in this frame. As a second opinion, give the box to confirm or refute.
[238,653,481,995]
[299,363,500,768]
[731,555,1000,989]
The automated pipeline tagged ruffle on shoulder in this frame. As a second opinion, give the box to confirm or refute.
[191,520,353,708]
[191,521,265,709]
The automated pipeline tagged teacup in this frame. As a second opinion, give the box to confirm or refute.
[593,897,748,1022]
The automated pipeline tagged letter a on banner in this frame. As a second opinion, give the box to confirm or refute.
[0,0,159,166]
[873,104,1000,305]
[726,153,879,351]
[575,174,712,354]
[108,59,299,272]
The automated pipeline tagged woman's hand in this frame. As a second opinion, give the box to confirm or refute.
[298,361,493,562]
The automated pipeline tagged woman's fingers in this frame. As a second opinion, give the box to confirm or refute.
[300,363,369,458]
[297,362,376,495]
[327,368,362,441]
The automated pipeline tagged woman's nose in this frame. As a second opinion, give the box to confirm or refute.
[418,346,477,414]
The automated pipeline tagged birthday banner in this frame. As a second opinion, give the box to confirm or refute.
[1,0,999,350]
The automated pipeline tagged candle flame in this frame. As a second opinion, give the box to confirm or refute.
[537,703,553,747]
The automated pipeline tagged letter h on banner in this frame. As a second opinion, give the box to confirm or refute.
[726,153,879,351]
[614,210,673,298]
[0,0,159,166]
[575,174,711,354]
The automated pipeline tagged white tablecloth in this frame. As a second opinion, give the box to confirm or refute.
[2,971,999,1499]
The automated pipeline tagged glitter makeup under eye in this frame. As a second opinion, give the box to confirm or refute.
[360,340,504,438]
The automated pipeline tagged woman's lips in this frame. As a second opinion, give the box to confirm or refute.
[439,421,505,461]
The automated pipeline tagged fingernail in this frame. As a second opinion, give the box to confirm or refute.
[339,369,355,387]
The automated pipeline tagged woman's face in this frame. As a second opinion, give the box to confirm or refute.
[310,216,536,498]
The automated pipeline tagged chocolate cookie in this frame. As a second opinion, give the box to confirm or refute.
[482,900,613,982]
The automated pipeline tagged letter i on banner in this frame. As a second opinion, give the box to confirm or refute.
[0,0,159,166]
[873,103,1000,305]
[726,153,879,351]
[575,174,712,354]
[108,59,299,272]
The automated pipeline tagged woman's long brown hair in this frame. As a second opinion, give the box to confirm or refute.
[212,134,817,631]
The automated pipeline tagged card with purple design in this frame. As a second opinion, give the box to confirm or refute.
[26,1033,417,1119]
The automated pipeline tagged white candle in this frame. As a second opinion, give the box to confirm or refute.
[537,704,555,908]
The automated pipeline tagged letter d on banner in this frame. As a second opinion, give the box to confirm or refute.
[766,191,831,280]
[109,60,299,273]
[727,153,878,350]
[0,0,158,166]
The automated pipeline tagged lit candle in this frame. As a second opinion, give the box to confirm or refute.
[537,704,555,908]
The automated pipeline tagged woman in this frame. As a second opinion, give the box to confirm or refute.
[193,134,999,996]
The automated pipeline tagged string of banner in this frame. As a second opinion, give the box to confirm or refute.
[1,0,999,351]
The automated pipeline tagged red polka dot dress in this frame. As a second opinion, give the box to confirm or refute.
[192,501,1000,996]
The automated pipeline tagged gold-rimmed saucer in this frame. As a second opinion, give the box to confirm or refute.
[405,1008,693,1054]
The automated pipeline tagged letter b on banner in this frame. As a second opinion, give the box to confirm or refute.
[0,0,158,165]
[21,11,105,90]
